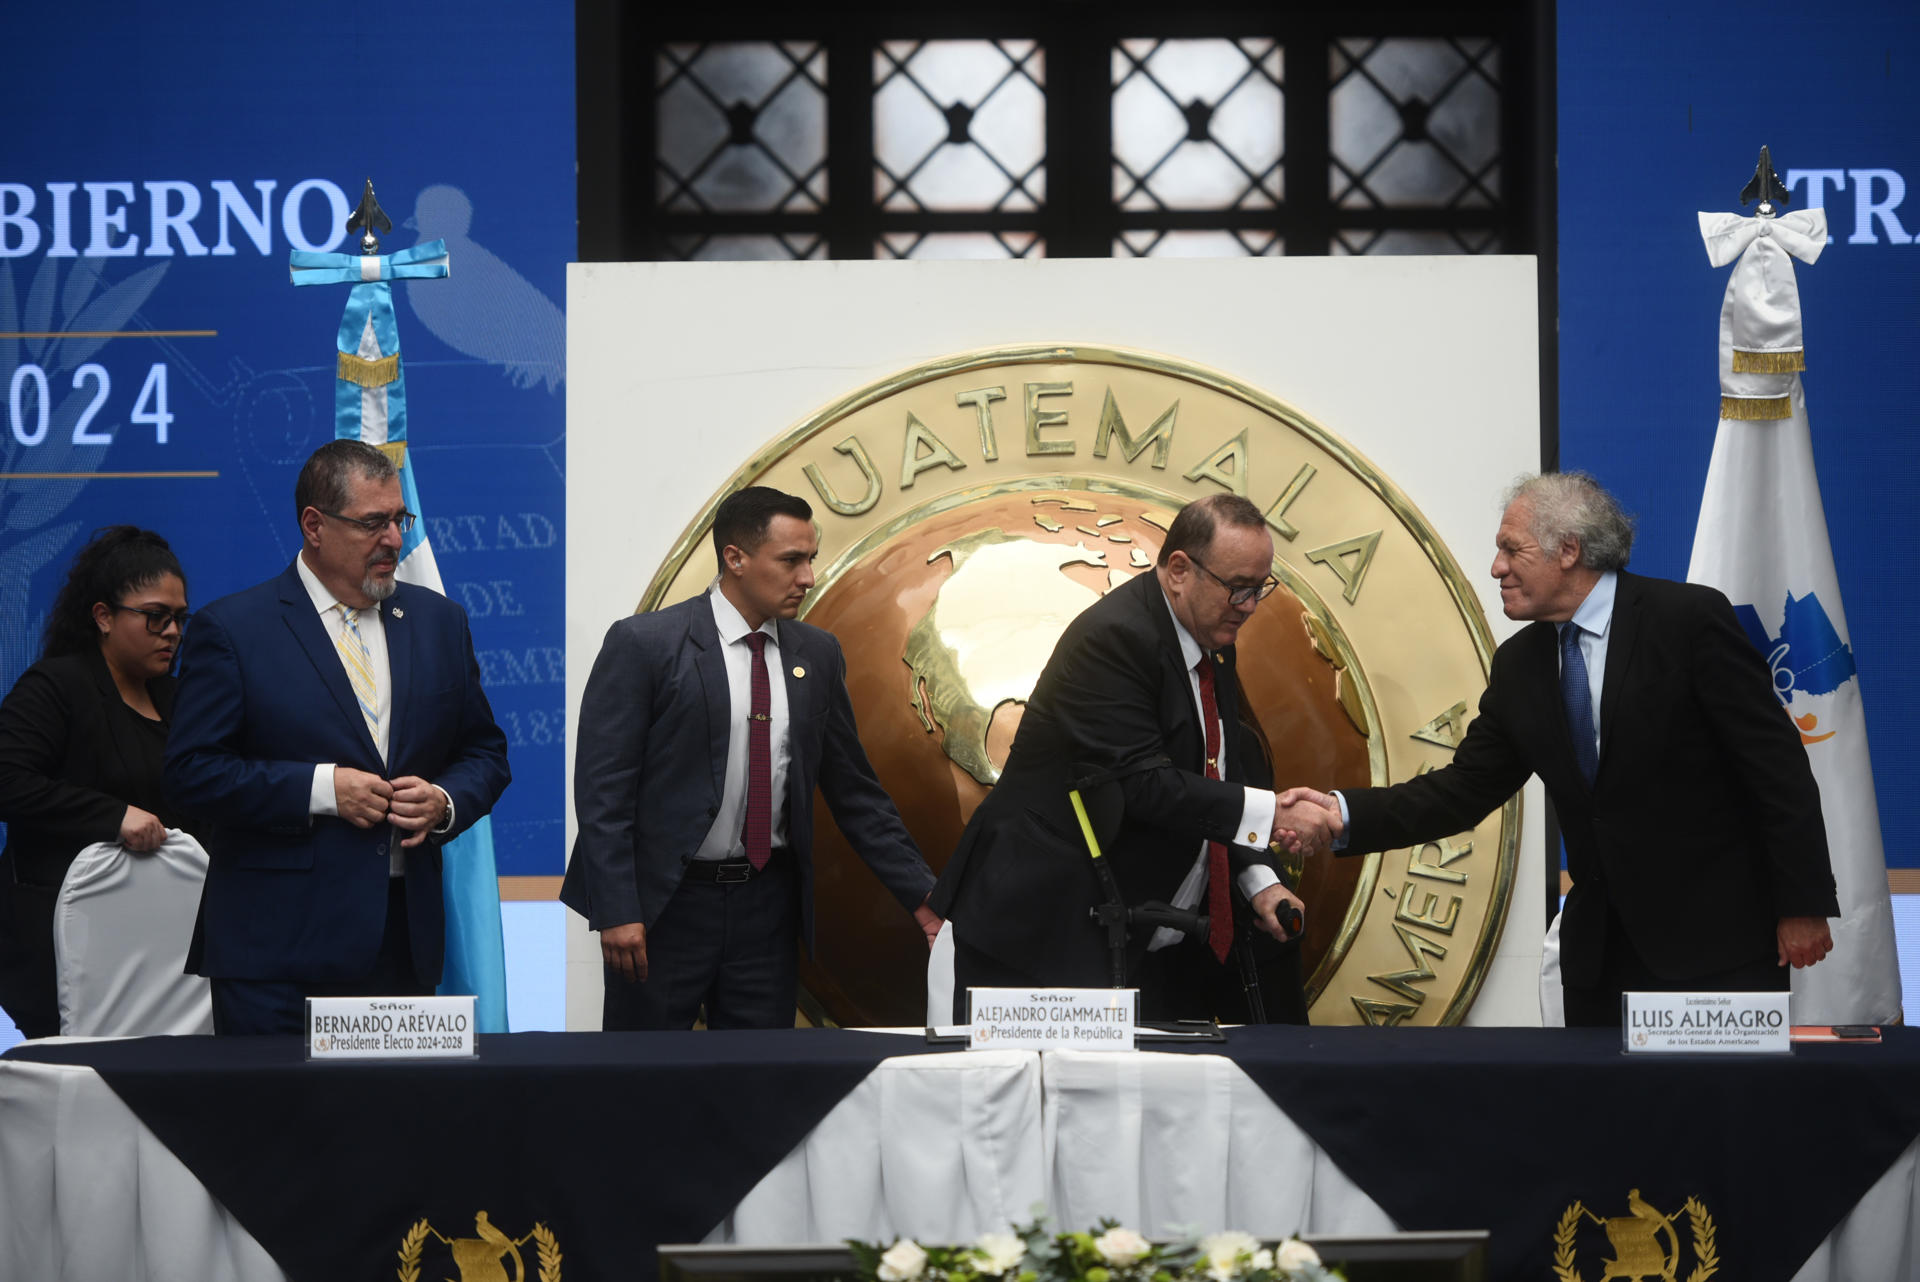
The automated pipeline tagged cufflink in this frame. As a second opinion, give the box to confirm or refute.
[1248,831,1260,843]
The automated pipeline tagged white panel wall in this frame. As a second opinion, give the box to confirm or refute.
[564,256,1546,1029]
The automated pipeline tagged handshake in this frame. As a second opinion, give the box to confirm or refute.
[1267,786,1344,858]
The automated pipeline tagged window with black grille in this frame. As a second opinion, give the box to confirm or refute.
[578,3,1546,264]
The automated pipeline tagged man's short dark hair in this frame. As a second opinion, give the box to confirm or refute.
[294,439,398,523]
[1157,493,1266,567]
[711,486,814,558]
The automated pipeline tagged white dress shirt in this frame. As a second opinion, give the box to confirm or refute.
[1150,592,1281,950]
[695,584,793,861]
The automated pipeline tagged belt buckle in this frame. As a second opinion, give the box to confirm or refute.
[716,862,752,884]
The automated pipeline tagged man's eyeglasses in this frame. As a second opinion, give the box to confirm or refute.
[1187,555,1279,607]
[321,508,417,536]
[113,605,192,634]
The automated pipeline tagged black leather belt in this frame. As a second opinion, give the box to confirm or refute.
[682,849,788,884]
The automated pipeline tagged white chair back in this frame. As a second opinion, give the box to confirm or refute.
[53,831,213,1036]
[926,918,956,1027]
[1539,910,1566,1027]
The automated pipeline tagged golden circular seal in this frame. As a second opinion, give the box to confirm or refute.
[641,344,1517,1027]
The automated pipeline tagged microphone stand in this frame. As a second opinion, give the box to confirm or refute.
[1070,784,1294,1024]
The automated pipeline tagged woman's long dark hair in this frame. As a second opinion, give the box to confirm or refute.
[40,526,187,660]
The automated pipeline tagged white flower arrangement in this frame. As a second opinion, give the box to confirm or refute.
[879,1239,930,1282]
[1092,1227,1152,1267]
[850,1217,1340,1282]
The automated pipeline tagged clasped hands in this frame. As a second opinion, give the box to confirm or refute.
[335,767,448,848]
[1267,786,1344,857]
[1248,788,1345,944]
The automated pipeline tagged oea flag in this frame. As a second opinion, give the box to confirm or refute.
[1689,204,1901,1025]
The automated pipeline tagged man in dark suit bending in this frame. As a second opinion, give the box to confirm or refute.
[929,494,1321,1024]
[166,440,511,1034]
[564,486,940,1030]
[1284,471,1838,1026]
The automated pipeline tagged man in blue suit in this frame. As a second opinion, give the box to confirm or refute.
[166,440,510,1035]
[564,486,939,1030]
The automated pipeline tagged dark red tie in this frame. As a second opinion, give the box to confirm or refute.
[1194,656,1234,963]
[742,632,772,869]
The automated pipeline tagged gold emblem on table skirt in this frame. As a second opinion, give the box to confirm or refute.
[396,1212,562,1282]
[1553,1191,1718,1282]
[641,343,1517,1026]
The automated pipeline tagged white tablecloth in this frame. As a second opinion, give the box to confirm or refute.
[0,1052,281,1282]
[2,1041,1915,1281]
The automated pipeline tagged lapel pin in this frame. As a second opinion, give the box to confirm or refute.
[1212,652,1223,663]
[390,607,404,619]
[792,665,806,679]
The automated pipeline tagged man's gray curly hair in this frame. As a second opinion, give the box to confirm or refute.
[1504,471,1635,571]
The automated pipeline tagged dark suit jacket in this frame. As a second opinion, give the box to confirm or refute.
[164,563,511,985]
[0,647,183,1034]
[561,592,935,951]
[1343,569,1839,986]
[928,570,1279,986]
[0,647,181,885]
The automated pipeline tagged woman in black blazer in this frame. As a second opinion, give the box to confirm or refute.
[0,526,191,1038]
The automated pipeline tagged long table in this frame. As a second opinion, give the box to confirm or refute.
[3,1028,1916,1282]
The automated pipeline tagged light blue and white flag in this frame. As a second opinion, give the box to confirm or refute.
[292,238,510,1032]
[1690,205,1902,1026]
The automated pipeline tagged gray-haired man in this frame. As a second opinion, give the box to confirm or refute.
[1285,471,1837,1026]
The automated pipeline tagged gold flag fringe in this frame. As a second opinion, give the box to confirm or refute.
[1720,394,1792,421]
[1731,348,1806,373]
[373,442,408,468]
[336,350,400,388]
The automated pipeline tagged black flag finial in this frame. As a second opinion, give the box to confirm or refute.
[1739,146,1791,215]
[345,178,393,256]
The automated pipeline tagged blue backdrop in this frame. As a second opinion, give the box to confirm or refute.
[0,2,574,876]
[1558,1,1919,868]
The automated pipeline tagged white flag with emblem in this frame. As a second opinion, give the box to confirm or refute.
[1689,203,1901,1025]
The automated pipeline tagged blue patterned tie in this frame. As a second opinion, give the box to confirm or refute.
[1560,623,1598,787]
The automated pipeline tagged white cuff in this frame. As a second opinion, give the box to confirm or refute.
[1237,863,1279,900]
[1235,785,1276,852]
[311,765,338,817]
[432,786,456,835]
[1235,786,1280,900]
[1332,790,1351,851]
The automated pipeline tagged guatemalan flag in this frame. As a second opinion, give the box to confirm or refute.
[292,239,511,1032]
[1689,203,1903,1026]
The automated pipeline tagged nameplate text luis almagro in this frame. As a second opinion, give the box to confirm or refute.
[1622,991,1791,1055]
[307,995,478,1061]
[968,987,1137,1051]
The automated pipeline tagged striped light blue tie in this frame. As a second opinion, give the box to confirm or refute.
[336,605,381,746]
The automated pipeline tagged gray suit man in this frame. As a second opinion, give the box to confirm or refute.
[563,487,940,1029]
